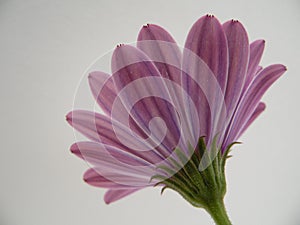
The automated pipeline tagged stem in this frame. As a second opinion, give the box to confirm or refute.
[205,199,232,225]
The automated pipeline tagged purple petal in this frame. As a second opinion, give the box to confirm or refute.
[111,45,181,153]
[223,20,250,118]
[71,142,156,187]
[66,110,167,163]
[104,188,141,204]
[223,64,286,148]
[184,15,228,92]
[138,24,176,43]
[88,71,116,115]
[137,24,182,84]
[237,102,266,138]
[247,40,265,81]
[84,168,133,189]
[71,141,152,167]
[183,15,229,143]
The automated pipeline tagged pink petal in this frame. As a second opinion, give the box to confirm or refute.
[66,110,167,163]
[223,64,286,148]
[71,142,156,187]
[182,15,229,143]
[104,188,141,204]
[88,71,116,115]
[223,20,250,119]
[184,15,228,92]
[111,45,181,153]
[237,102,266,138]
[83,168,133,189]
[71,141,152,167]
[246,40,265,84]
[137,24,182,84]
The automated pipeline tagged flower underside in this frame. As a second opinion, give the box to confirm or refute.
[155,137,234,208]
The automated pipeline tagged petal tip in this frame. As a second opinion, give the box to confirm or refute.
[66,112,73,124]
[88,71,97,80]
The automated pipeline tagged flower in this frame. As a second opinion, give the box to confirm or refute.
[67,14,286,224]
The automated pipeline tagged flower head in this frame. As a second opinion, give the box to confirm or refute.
[67,14,286,213]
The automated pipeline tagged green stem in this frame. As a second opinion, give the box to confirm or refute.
[205,199,232,225]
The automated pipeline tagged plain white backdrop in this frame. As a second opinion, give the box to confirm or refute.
[0,0,299,224]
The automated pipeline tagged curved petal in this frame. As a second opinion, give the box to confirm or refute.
[88,71,116,115]
[137,24,182,84]
[111,45,181,153]
[237,102,266,138]
[104,188,141,204]
[183,15,229,143]
[247,40,265,81]
[223,64,286,149]
[184,15,228,92]
[71,141,152,167]
[66,110,167,163]
[71,142,156,187]
[223,20,250,118]
[84,168,135,189]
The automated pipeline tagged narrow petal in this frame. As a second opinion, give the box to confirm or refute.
[84,168,134,189]
[111,45,181,153]
[137,24,182,84]
[236,64,286,125]
[71,142,156,187]
[138,24,176,43]
[183,15,229,143]
[71,142,152,167]
[223,20,250,118]
[66,110,167,163]
[88,71,116,115]
[184,15,228,92]
[247,40,265,81]
[223,64,286,148]
[237,102,266,138]
[104,188,141,204]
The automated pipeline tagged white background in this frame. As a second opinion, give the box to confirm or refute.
[0,0,299,224]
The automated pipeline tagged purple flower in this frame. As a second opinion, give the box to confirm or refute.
[66,14,286,218]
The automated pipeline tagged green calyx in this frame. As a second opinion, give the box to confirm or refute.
[154,137,236,225]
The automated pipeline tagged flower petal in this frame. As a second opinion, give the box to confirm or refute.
[71,142,156,187]
[223,20,250,118]
[223,64,286,148]
[137,24,182,84]
[71,141,152,167]
[88,71,116,115]
[237,102,266,138]
[184,15,228,92]
[183,15,229,144]
[83,168,134,189]
[247,40,265,81]
[66,110,167,163]
[111,45,181,152]
[104,188,141,204]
